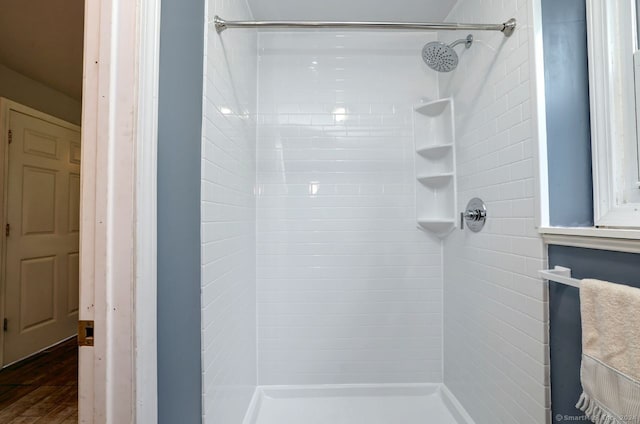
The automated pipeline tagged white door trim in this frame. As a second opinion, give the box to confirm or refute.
[80,0,160,422]
[134,0,161,421]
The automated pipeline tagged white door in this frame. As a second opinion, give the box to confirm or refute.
[3,108,80,366]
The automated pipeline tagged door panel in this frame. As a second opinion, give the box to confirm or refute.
[21,167,57,235]
[23,129,59,159]
[3,109,80,366]
[68,173,81,233]
[67,252,79,315]
[69,143,81,164]
[20,256,56,330]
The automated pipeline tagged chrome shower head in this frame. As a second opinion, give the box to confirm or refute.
[422,34,473,72]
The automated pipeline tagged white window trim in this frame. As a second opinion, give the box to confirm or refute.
[539,226,640,253]
[536,0,640,250]
[586,0,640,228]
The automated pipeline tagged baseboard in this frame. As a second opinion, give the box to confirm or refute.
[2,333,77,369]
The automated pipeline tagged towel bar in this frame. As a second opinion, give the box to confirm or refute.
[539,266,581,288]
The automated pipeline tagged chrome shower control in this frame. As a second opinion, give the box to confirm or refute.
[461,198,487,232]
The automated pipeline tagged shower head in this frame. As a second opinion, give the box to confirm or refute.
[422,34,473,73]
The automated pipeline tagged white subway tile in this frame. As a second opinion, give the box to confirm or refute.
[439,2,548,422]
[256,31,443,385]
[201,0,257,422]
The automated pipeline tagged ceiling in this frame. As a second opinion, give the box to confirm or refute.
[0,0,84,100]
[246,0,457,22]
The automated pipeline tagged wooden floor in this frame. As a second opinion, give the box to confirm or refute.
[0,338,77,423]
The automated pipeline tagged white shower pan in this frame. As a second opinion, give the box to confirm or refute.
[243,384,475,424]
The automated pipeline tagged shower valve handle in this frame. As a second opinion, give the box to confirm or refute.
[464,209,486,222]
[460,198,487,232]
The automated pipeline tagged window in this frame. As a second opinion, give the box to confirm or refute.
[587,0,640,227]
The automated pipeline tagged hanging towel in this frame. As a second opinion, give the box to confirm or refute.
[576,279,640,424]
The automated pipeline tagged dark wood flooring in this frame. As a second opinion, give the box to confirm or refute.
[0,338,77,423]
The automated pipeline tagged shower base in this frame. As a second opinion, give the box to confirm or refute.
[243,384,474,424]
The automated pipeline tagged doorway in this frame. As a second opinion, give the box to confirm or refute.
[0,0,84,420]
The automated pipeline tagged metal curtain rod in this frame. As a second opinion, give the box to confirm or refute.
[213,16,517,37]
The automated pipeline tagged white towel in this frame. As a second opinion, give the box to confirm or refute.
[576,279,640,424]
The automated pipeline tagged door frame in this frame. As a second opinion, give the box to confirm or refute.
[0,98,82,368]
[80,0,160,422]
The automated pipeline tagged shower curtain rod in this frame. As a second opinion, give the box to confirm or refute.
[213,16,517,37]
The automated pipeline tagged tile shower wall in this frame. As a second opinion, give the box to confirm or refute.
[201,0,257,422]
[256,32,443,385]
[439,1,549,423]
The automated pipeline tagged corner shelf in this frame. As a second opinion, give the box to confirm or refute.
[415,99,452,117]
[417,173,454,186]
[413,98,457,239]
[417,144,453,158]
[417,219,456,236]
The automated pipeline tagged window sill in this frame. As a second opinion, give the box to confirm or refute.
[539,227,640,254]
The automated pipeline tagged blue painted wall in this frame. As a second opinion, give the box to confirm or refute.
[541,1,640,421]
[157,0,204,422]
[548,246,640,423]
[542,0,593,226]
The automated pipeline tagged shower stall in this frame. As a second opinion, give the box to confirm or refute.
[200,0,547,422]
